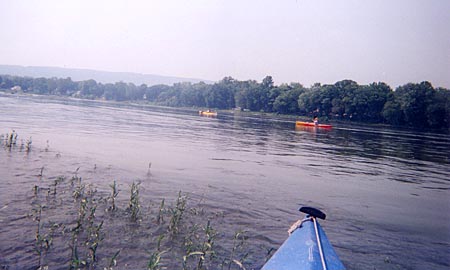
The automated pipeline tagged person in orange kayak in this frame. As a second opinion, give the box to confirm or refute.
[313,116,319,125]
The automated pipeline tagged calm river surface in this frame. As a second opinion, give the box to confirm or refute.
[1,94,449,269]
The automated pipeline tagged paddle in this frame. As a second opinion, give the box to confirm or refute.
[299,206,326,220]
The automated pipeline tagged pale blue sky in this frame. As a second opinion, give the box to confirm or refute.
[1,0,449,88]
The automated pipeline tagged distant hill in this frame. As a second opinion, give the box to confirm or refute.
[0,65,213,86]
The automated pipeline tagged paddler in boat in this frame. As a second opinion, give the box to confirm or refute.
[313,116,319,126]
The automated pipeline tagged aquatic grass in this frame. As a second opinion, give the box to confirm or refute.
[26,137,32,153]
[129,181,141,222]
[69,193,104,269]
[197,220,217,269]
[37,181,257,269]
[227,230,249,270]
[3,132,244,268]
[33,205,45,268]
[109,180,119,212]
[75,198,88,232]
[72,183,86,200]
[2,140,266,270]
[51,176,65,196]
[38,166,45,180]
[147,250,164,270]
[32,204,57,270]
[182,220,217,270]
[34,185,40,197]
[156,234,165,251]
[71,171,86,200]
[86,198,104,269]
[0,131,30,153]
[69,244,86,269]
[183,223,200,256]
[35,175,259,269]
[169,191,187,235]
[107,249,121,269]
[30,180,53,269]
[147,162,152,176]
[87,220,104,268]
[5,130,18,148]
[157,199,165,224]
[146,234,168,270]
[70,175,79,186]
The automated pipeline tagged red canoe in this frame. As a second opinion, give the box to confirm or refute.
[295,121,332,129]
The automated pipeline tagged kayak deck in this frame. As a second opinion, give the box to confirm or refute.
[262,208,345,270]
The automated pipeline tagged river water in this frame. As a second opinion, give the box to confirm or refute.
[0,94,449,269]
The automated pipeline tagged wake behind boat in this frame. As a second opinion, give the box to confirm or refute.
[262,207,345,270]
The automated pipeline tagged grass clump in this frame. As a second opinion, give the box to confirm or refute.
[169,191,187,235]
[128,181,141,221]
[109,180,119,212]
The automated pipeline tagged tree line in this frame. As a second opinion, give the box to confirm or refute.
[1,74,449,129]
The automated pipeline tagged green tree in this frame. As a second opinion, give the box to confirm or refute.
[56,77,77,96]
[273,84,305,114]
[382,97,403,125]
[426,87,450,129]
[79,79,99,98]
[395,82,434,128]
[145,85,170,102]
[32,78,49,94]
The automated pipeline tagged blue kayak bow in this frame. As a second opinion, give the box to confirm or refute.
[262,207,345,270]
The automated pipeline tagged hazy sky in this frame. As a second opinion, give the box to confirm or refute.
[1,0,449,88]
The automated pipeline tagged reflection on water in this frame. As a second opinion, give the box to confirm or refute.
[0,94,449,269]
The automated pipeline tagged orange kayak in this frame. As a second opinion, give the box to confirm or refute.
[295,121,332,129]
[199,110,217,117]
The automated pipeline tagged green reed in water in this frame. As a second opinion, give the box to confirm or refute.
[25,137,32,153]
[169,191,187,235]
[157,198,165,224]
[5,130,18,148]
[1,131,33,154]
[129,181,141,222]
[109,180,119,212]
[194,220,217,269]
[33,204,53,269]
